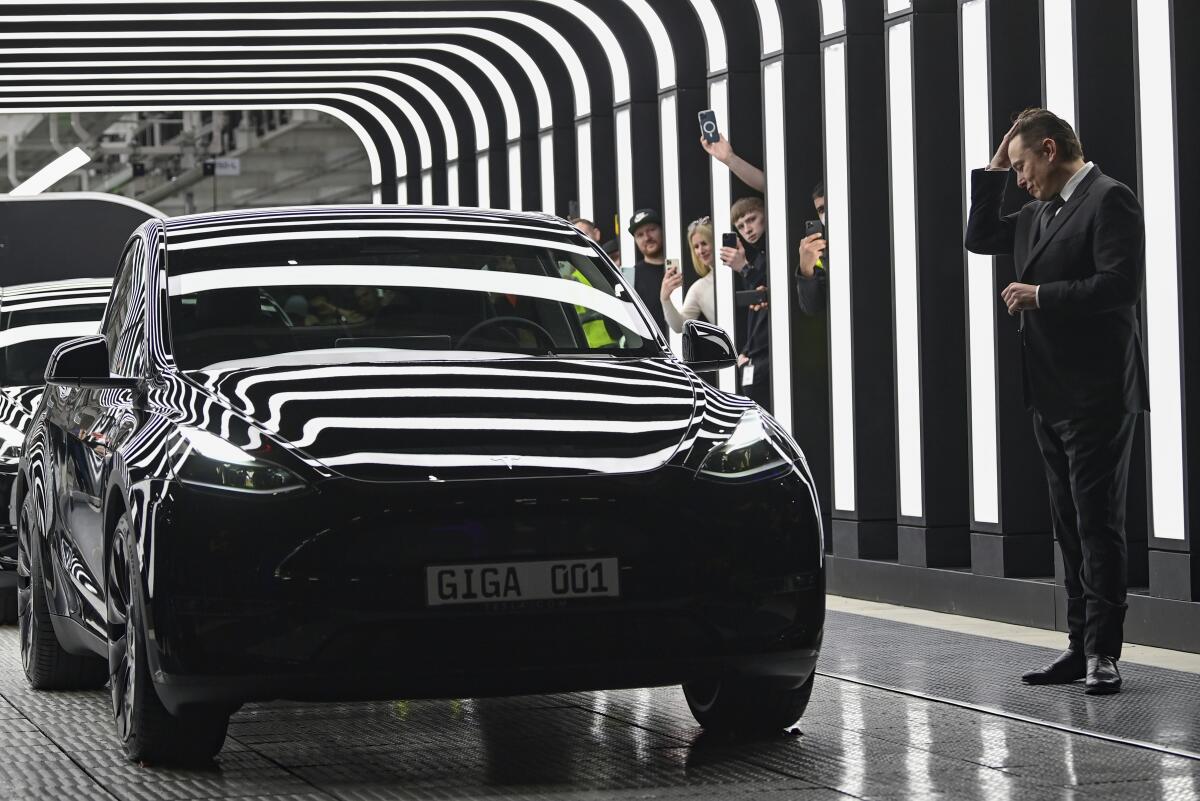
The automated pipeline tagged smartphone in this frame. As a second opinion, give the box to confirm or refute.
[805,219,825,239]
[735,287,768,308]
[721,232,739,249]
[665,257,681,276]
[698,109,720,143]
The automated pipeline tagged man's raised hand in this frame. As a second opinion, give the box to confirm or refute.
[700,133,733,165]
[989,122,1019,171]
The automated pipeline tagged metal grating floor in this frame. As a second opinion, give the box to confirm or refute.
[0,612,1197,800]
[820,609,1200,757]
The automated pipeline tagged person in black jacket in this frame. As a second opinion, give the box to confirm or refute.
[795,182,827,315]
[965,108,1148,695]
[720,197,771,411]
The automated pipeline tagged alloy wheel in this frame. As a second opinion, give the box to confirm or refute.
[16,495,34,676]
[107,524,135,743]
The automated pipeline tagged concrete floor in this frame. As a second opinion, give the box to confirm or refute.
[1,598,1197,800]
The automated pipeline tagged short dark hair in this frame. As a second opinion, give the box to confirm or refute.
[730,196,765,224]
[811,182,824,199]
[1012,107,1083,161]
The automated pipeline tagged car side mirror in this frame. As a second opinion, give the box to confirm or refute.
[45,335,139,390]
[681,319,737,372]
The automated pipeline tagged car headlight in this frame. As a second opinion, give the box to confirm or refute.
[0,421,24,460]
[697,409,791,481]
[176,427,304,493]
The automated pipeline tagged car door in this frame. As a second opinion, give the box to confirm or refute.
[59,240,143,630]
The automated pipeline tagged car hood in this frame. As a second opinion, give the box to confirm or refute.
[182,358,707,482]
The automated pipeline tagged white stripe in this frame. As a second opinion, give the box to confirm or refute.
[164,228,593,255]
[0,278,112,295]
[0,297,108,313]
[314,442,682,472]
[167,264,650,338]
[291,415,688,447]
[261,386,693,430]
[220,363,690,410]
[165,216,576,239]
[0,321,97,349]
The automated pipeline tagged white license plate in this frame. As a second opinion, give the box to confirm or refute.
[426,558,620,606]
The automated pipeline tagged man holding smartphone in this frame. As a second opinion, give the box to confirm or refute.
[628,208,669,334]
[795,183,828,316]
[721,197,772,412]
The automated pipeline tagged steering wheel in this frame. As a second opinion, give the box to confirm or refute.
[458,316,558,351]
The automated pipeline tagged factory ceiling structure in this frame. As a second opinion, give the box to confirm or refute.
[0,0,1197,646]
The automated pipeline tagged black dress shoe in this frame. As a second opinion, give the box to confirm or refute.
[1021,649,1086,684]
[1085,655,1122,695]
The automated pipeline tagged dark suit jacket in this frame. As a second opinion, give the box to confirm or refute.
[964,166,1148,421]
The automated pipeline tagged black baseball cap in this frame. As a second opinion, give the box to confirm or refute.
[628,208,662,234]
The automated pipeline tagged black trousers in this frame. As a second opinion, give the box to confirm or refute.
[1031,411,1138,658]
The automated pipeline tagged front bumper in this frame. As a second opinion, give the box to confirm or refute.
[143,467,825,712]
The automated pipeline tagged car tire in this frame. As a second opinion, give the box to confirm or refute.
[108,515,229,766]
[683,672,816,734]
[18,495,108,690]
[0,588,16,624]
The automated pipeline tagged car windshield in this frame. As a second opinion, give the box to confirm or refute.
[0,281,110,387]
[165,230,662,371]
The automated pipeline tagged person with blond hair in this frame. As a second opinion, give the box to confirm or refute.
[660,217,716,332]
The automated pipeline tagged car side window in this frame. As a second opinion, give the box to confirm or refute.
[102,241,145,377]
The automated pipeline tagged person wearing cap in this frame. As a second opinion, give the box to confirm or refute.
[628,208,669,335]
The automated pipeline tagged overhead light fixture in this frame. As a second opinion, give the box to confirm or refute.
[9,146,91,195]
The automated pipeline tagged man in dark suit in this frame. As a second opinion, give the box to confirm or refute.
[965,108,1147,695]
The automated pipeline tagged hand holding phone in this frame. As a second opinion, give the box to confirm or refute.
[720,233,747,272]
[799,220,828,278]
[660,259,684,300]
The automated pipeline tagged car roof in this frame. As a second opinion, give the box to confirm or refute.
[160,204,578,236]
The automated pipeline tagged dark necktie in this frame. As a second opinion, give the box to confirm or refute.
[1036,195,1064,245]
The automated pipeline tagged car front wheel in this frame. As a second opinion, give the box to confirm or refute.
[683,672,816,734]
[108,515,229,766]
[18,494,107,690]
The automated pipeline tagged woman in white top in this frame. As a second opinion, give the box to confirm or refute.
[660,217,716,333]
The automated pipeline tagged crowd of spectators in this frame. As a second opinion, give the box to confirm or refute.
[586,134,826,413]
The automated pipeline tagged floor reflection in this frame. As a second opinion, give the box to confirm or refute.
[1,624,1198,800]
